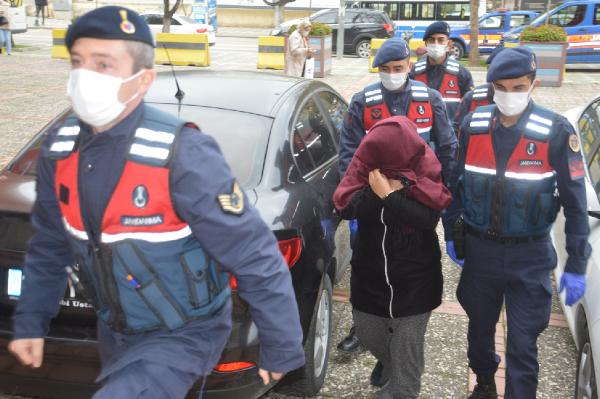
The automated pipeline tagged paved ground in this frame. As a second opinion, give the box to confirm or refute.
[2,30,600,398]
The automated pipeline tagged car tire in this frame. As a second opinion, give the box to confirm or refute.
[354,39,371,58]
[576,324,598,399]
[451,42,465,59]
[276,275,333,397]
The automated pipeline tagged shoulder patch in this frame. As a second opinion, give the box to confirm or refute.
[569,133,581,153]
[218,181,244,215]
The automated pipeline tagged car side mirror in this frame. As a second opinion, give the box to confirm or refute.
[588,210,600,219]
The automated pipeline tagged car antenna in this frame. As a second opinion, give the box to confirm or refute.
[162,44,185,116]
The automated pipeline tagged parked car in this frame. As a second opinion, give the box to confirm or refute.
[0,71,352,398]
[552,94,600,399]
[270,8,395,58]
[503,0,600,63]
[449,9,538,59]
[141,13,216,46]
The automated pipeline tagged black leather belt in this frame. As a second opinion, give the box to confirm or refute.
[465,225,548,245]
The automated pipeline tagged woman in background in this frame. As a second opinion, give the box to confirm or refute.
[333,116,452,399]
[284,18,314,77]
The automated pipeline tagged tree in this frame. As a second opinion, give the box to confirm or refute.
[162,0,183,33]
[468,0,479,66]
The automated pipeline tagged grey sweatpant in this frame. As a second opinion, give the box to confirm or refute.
[353,309,431,399]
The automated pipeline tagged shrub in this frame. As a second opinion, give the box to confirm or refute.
[520,24,567,42]
[287,22,332,36]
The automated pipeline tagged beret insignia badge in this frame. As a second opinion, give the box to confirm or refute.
[120,10,136,35]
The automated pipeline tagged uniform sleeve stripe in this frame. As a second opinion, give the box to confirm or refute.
[411,85,428,91]
[442,98,461,103]
[412,92,429,98]
[365,89,381,96]
[472,112,492,118]
[50,140,76,153]
[446,66,460,73]
[57,126,80,136]
[415,66,426,72]
[135,128,176,144]
[473,93,488,99]
[130,143,170,160]
[469,120,489,128]
[473,88,488,93]
[529,114,553,127]
[526,122,550,135]
[63,218,89,240]
[366,94,383,102]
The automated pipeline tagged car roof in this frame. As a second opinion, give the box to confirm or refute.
[145,70,306,117]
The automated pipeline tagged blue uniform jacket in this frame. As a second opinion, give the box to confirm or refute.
[450,102,592,274]
[13,103,305,377]
[339,79,458,182]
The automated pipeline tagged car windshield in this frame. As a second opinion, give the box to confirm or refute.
[530,11,550,26]
[178,15,198,24]
[8,106,272,189]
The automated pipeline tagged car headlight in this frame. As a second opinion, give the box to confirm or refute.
[271,28,281,36]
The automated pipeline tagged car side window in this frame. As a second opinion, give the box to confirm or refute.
[292,99,337,175]
[480,15,504,29]
[549,5,587,27]
[589,149,600,202]
[317,91,347,144]
[359,13,379,24]
[313,12,337,24]
[147,15,162,25]
[594,4,600,25]
[510,15,529,28]
[578,99,600,163]
[171,18,181,26]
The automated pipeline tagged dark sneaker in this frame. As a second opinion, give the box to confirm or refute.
[370,360,389,387]
[337,326,360,352]
[468,375,497,399]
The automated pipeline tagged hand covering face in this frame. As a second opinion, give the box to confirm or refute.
[333,115,452,212]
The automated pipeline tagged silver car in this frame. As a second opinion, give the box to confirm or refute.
[552,96,600,399]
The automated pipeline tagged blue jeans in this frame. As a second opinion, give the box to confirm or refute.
[0,29,11,55]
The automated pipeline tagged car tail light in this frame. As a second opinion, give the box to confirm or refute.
[196,28,207,33]
[384,23,393,33]
[213,361,255,373]
[228,237,302,290]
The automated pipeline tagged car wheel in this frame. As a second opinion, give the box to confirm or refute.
[576,326,598,399]
[451,42,465,59]
[276,275,333,396]
[355,39,371,58]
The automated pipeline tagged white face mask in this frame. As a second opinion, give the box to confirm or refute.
[493,85,534,116]
[67,68,144,127]
[301,29,310,37]
[427,44,447,60]
[379,72,408,91]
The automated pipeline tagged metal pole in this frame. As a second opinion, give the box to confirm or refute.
[336,0,345,59]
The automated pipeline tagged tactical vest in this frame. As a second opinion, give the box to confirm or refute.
[47,107,230,334]
[460,104,561,237]
[362,81,434,145]
[469,83,493,113]
[413,56,462,118]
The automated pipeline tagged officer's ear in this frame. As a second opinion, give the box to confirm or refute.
[138,69,156,95]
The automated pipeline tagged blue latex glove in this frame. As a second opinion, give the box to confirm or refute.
[559,272,586,306]
[446,241,464,268]
[349,219,358,248]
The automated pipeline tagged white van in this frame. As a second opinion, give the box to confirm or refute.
[1,2,27,34]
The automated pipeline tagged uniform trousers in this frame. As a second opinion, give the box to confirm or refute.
[457,234,555,399]
[353,309,431,399]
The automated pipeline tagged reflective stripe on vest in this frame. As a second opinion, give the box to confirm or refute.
[469,84,492,113]
[413,57,461,103]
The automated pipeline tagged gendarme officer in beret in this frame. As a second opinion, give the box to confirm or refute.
[449,47,591,398]
[337,36,458,388]
[8,6,304,398]
[409,21,474,122]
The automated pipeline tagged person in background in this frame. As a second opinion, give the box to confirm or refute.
[410,21,474,122]
[0,9,11,55]
[451,47,591,398]
[334,116,452,399]
[284,18,315,78]
[34,0,47,26]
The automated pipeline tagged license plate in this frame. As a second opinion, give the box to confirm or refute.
[7,268,23,298]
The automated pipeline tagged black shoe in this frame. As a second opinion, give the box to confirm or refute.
[370,360,388,387]
[337,326,360,352]
[468,375,497,399]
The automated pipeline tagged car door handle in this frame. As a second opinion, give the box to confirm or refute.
[579,28,588,32]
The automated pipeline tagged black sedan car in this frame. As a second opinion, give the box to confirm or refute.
[0,71,351,398]
[271,8,395,58]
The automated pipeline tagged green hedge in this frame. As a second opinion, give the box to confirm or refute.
[520,24,567,42]
[287,22,332,36]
